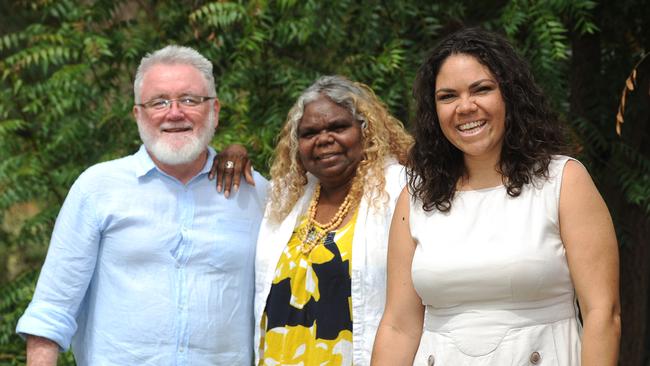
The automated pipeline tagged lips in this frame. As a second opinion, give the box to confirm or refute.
[163,127,191,133]
[316,152,340,161]
[455,120,487,136]
[160,122,193,133]
[457,120,486,131]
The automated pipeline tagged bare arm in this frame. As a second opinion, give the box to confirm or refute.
[371,187,424,365]
[26,335,59,366]
[559,160,621,365]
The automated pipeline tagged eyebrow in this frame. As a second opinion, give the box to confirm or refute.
[435,78,496,94]
[469,79,496,88]
[299,119,350,133]
[327,118,354,125]
[147,92,199,99]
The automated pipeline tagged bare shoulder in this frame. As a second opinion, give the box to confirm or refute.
[559,159,603,210]
[561,159,594,189]
[559,158,615,252]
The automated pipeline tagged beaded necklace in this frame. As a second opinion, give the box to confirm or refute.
[298,183,356,254]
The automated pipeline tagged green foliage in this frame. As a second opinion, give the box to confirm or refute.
[0,271,35,362]
[0,0,647,364]
[497,0,598,103]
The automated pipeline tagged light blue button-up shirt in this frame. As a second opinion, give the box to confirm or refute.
[17,145,267,365]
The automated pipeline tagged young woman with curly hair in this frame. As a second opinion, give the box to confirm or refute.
[372,28,620,365]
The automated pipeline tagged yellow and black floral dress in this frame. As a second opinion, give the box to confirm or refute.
[260,211,358,366]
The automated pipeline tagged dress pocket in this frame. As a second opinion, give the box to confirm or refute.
[501,323,560,365]
[417,323,561,365]
[208,217,254,271]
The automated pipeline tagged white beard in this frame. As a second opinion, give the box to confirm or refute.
[138,109,216,166]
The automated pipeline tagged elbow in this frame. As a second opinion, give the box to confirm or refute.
[583,303,621,340]
[608,302,622,339]
[611,310,622,340]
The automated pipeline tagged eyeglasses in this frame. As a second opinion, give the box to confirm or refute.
[135,95,215,111]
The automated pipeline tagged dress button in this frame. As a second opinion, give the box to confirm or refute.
[530,351,541,364]
[427,354,435,366]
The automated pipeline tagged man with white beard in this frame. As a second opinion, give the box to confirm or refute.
[16,45,268,366]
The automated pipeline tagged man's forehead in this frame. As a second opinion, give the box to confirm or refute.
[140,63,208,94]
[143,62,202,79]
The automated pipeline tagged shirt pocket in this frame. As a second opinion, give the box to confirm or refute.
[209,217,254,271]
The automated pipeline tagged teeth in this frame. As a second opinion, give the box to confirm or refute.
[160,123,193,132]
[458,120,485,131]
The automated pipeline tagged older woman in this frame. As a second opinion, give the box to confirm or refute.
[372,28,620,365]
[240,75,412,365]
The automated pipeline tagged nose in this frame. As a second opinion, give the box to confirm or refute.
[456,96,478,114]
[314,130,334,146]
[166,100,184,120]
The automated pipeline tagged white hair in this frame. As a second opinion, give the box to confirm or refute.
[283,75,368,153]
[134,45,216,103]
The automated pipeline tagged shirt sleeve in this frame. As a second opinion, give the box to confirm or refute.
[16,173,101,351]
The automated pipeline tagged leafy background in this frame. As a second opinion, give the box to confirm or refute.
[0,0,648,364]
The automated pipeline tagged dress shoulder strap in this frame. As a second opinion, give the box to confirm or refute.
[546,155,580,204]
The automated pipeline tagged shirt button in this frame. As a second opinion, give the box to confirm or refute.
[427,354,435,366]
[179,346,185,353]
[530,351,541,364]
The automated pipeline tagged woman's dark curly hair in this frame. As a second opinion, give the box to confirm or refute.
[409,27,569,212]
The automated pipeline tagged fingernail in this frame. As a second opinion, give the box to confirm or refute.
[208,173,214,180]
[217,185,222,192]
[234,184,239,192]
[225,190,230,198]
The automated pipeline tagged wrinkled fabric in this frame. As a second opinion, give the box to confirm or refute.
[17,145,268,366]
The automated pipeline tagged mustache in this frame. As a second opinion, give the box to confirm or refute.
[159,121,193,131]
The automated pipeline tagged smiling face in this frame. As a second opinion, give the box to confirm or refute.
[133,63,220,166]
[434,53,506,165]
[297,95,364,190]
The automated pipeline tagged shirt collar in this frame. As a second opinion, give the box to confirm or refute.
[134,145,216,180]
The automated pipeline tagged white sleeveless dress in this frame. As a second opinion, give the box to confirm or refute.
[411,156,582,366]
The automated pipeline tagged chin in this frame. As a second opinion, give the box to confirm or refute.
[139,128,214,166]
[317,166,358,185]
[149,140,206,165]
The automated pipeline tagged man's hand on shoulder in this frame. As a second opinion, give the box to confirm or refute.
[26,335,59,366]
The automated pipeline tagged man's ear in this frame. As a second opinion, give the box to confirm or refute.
[132,105,139,122]
[212,98,221,129]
